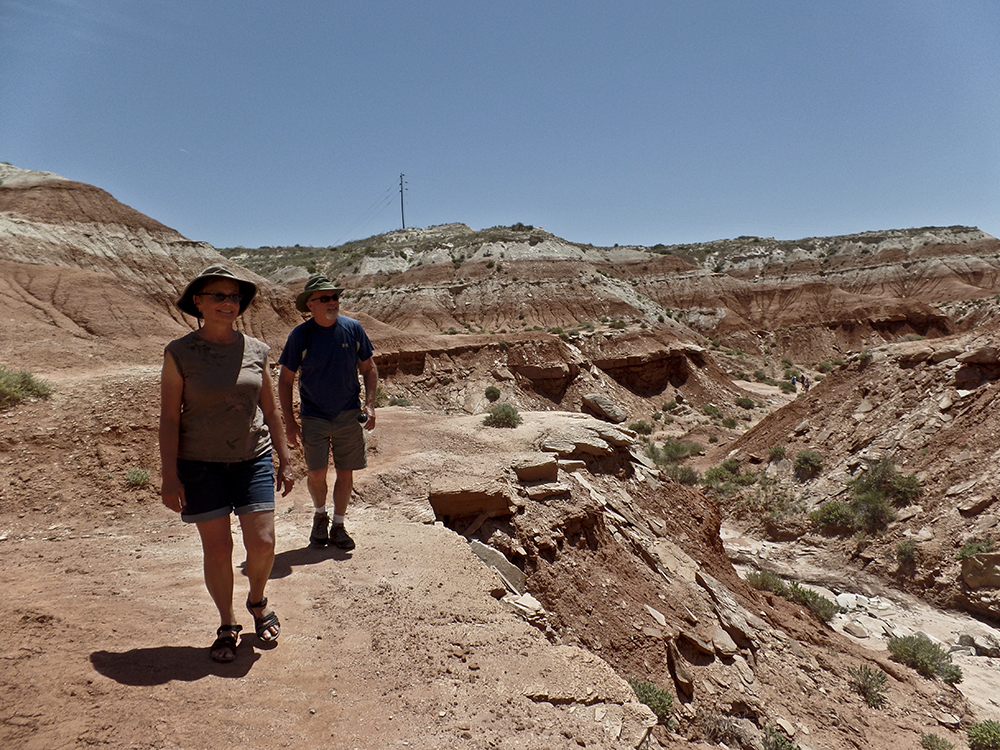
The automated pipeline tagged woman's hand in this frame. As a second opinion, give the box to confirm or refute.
[161,475,185,513]
[276,459,295,497]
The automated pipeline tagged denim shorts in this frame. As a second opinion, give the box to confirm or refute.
[301,411,367,472]
[177,453,275,524]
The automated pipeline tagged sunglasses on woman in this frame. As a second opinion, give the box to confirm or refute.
[197,292,243,303]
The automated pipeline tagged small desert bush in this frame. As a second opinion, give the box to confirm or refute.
[850,456,922,506]
[387,396,412,407]
[629,420,654,436]
[665,464,700,486]
[921,733,954,750]
[887,634,963,684]
[700,712,743,745]
[793,450,823,480]
[896,539,919,564]
[762,725,798,750]
[847,664,888,708]
[125,468,151,488]
[957,537,996,560]
[646,439,703,465]
[786,581,839,622]
[768,445,787,462]
[745,570,837,622]
[662,399,678,412]
[735,396,754,409]
[0,366,52,409]
[484,385,501,402]
[810,500,857,531]
[853,490,896,533]
[779,380,796,394]
[627,678,674,726]
[968,720,1000,750]
[702,404,721,418]
[482,403,522,428]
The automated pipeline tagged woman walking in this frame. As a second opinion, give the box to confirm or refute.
[159,265,294,663]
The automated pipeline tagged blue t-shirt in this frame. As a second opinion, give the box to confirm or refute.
[279,316,375,420]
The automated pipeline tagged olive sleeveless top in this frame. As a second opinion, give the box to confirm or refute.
[165,332,273,462]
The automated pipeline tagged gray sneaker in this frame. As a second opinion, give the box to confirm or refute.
[330,523,355,551]
[309,514,330,547]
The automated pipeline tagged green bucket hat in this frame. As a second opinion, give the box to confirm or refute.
[177,265,258,318]
[295,274,345,313]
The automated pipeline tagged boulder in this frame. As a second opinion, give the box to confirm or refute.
[581,393,628,424]
[961,552,1000,589]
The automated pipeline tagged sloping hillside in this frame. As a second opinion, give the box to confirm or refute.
[3,163,1000,750]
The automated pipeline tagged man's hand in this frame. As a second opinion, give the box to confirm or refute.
[285,420,302,448]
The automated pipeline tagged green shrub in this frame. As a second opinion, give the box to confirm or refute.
[779,381,796,394]
[810,501,857,530]
[627,678,674,726]
[888,634,962,683]
[968,720,1000,750]
[720,457,740,474]
[0,366,52,409]
[768,445,787,462]
[745,571,837,622]
[722,417,738,429]
[793,450,823,480]
[484,386,501,402]
[482,403,522,428]
[762,725,798,750]
[629,421,653,436]
[890,473,924,504]
[646,439,703,465]
[957,538,997,560]
[853,490,896,533]
[847,664,888,708]
[745,569,787,596]
[665,464,700,486]
[703,465,736,487]
[735,396,754,409]
[388,396,412,407]
[896,539,918,564]
[125,468,151,488]
[921,733,954,750]
[850,456,922,506]
[703,404,721,418]
[786,581,839,622]
[662,400,678,412]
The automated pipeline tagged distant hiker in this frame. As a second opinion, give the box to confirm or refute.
[278,274,378,552]
[803,377,810,391]
[159,265,294,663]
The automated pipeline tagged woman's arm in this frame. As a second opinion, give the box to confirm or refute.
[159,351,185,512]
[260,362,295,497]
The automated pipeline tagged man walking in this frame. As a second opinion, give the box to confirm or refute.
[279,274,377,550]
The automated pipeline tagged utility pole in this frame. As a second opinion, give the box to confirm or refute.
[399,173,406,229]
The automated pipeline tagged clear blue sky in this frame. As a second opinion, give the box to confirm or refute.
[3,1,998,249]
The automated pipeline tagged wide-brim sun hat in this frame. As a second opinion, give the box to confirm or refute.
[295,273,345,313]
[177,265,258,318]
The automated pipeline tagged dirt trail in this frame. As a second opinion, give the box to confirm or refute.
[1,365,654,750]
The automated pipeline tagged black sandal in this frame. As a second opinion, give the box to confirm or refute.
[246,596,280,642]
[210,624,242,663]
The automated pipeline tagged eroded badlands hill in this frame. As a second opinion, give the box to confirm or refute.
[3,163,1000,750]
